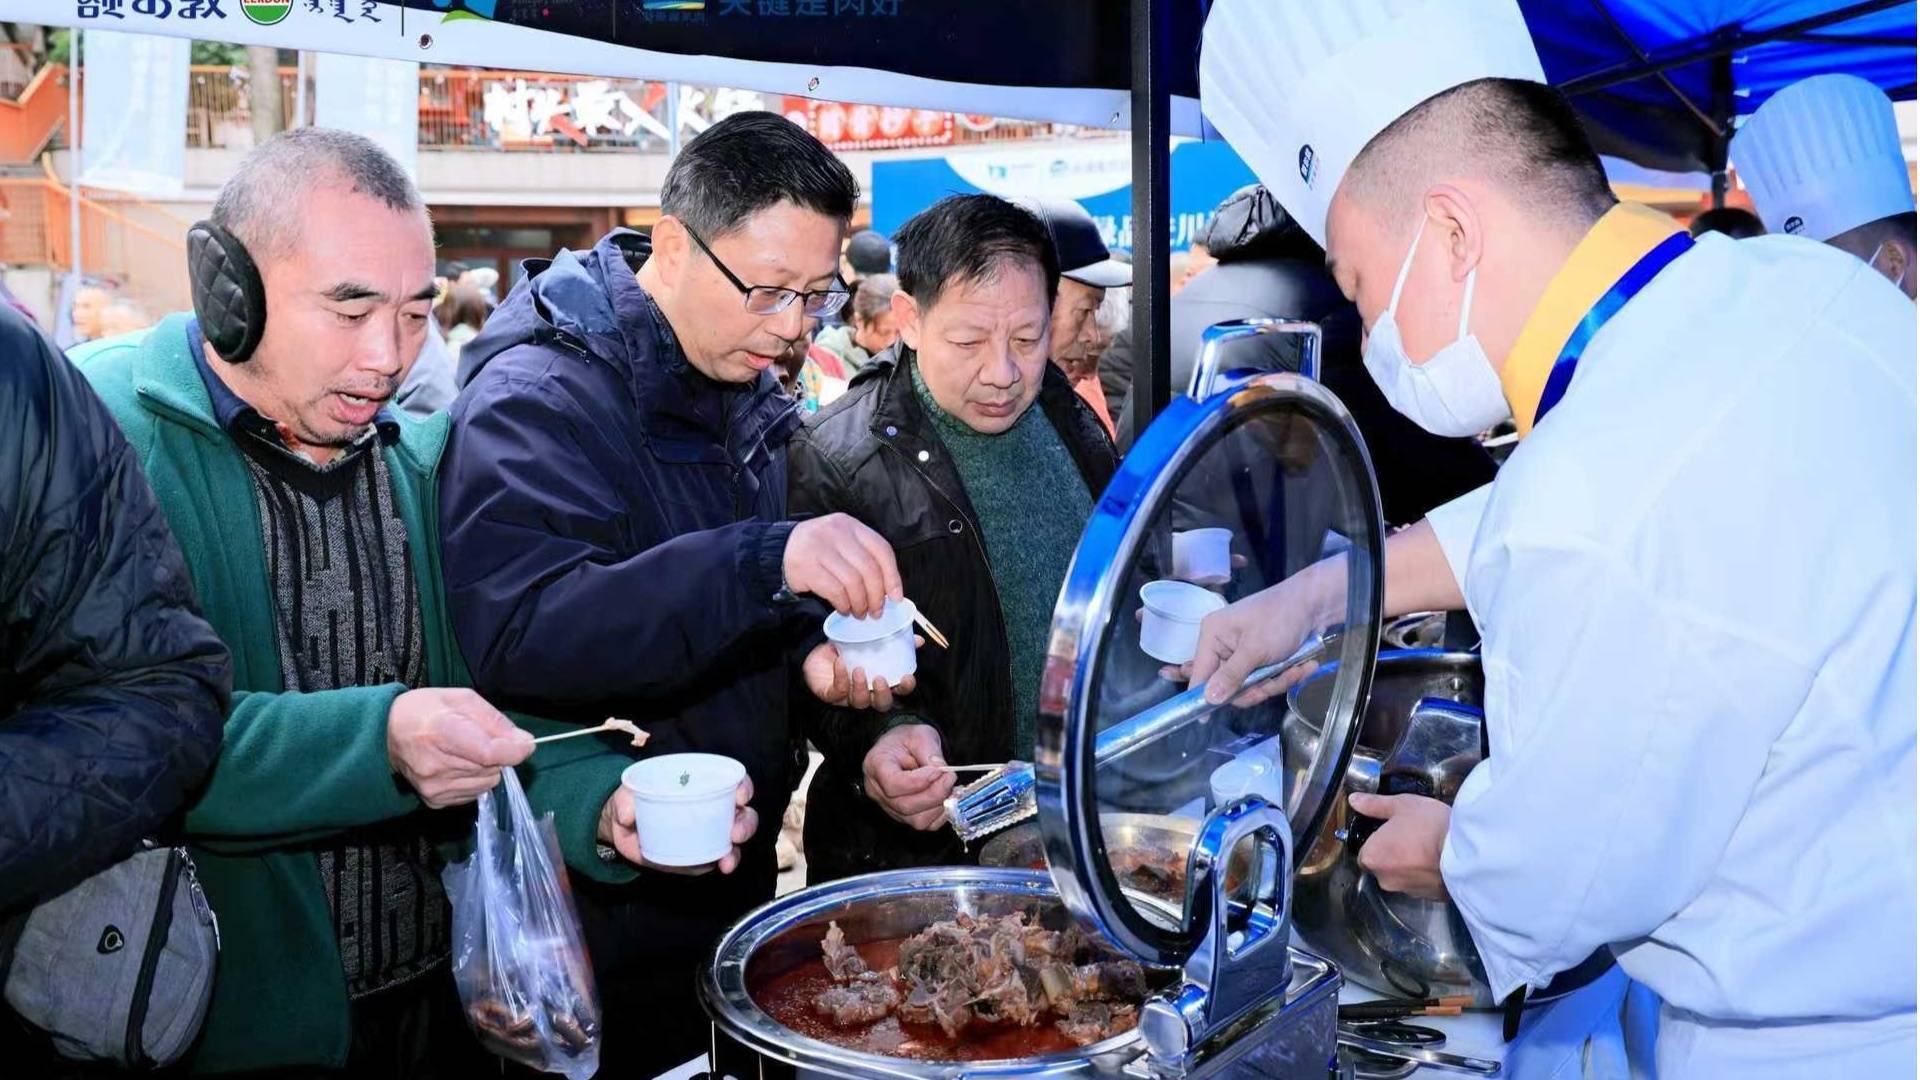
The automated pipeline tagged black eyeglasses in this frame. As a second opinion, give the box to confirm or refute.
[683,225,850,318]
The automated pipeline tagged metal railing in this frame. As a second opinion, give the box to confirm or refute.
[0,161,191,313]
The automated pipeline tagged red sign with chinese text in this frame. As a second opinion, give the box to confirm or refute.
[781,97,954,152]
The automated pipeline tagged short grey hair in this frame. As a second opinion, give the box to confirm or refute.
[211,127,425,259]
[1095,284,1131,334]
[850,273,897,325]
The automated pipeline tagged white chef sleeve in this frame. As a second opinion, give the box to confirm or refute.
[1439,534,1815,999]
[1422,483,1492,601]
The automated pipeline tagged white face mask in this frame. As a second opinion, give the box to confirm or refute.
[1362,217,1512,437]
[1868,240,1911,293]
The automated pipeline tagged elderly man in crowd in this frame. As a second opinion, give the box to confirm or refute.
[70,129,681,1077]
[791,194,1117,881]
[438,111,902,1075]
[1016,197,1129,439]
[811,271,900,377]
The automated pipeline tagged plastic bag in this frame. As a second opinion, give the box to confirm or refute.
[444,769,601,1079]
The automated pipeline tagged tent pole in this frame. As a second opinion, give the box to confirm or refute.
[666,81,682,162]
[1708,51,1734,209]
[1128,0,1170,445]
[1582,0,1720,137]
[68,28,82,292]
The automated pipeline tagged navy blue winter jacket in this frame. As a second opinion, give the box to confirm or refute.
[439,230,814,914]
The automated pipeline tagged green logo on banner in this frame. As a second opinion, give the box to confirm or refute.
[241,0,291,24]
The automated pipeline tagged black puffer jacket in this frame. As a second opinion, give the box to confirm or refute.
[789,349,1117,882]
[0,305,230,914]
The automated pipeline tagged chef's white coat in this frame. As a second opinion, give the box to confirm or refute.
[1426,232,1917,1078]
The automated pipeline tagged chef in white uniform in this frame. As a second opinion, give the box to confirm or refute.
[1733,72,1917,299]
[1196,2,1917,1076]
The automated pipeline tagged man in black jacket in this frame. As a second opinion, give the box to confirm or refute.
[791,195,1118,882]
[439,112,902,1075]
[0,303,230,916]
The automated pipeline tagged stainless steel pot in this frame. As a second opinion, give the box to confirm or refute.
[701,867,1161,1079]
[1284,650,1494,1004]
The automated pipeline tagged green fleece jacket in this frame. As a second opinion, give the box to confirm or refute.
[72,314,639,1074]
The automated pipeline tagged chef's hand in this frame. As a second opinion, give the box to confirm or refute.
[387,688,536,809]
[1350,792,1451,900]
[803,640,920,711]
[598,777,758,875]
[783,514,903,618]
[863,724,955,830]
[1184,565,1337,707]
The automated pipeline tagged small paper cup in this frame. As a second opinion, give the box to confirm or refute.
[823,597,918,686]
[1210,753,1284,810]
[1172,528,1233,585]
[1139,580,1228,665]
[622,753,746,867]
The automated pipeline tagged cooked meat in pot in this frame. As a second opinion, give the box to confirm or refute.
[815,973,903,1027]
[823,921,871,981]
[1056,1000,1141,1045]
[815,912,1148,1046]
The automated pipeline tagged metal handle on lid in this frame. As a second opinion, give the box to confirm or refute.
[1103,628,1334,762]
[1141,795,1295,1065]
[945,629,1333,843]
[1191,318,1325,399]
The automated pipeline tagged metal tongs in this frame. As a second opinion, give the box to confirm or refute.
[1337,1030,1501,1075]
[945,627,1335,843]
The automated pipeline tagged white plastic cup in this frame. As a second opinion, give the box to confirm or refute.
[1138,580,1228,665]
[622,753,746,867]
[1210,742,1285,810]
[1172,528,1233,586]
[823,597,918,686]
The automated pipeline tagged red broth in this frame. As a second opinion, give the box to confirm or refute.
[749,938,1119,1062]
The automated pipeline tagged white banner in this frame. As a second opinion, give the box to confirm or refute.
[78,29,188,198]
[315,51,420,179]
[947,143,1135,201]
[0,3,1202,136]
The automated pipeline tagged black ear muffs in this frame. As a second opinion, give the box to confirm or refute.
[187,220,267,364]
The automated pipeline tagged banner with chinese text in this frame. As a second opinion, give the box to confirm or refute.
[78,29,189,198]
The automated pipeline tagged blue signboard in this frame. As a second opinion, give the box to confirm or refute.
[871,139,1257,254]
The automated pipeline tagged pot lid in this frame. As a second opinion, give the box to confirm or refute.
[1034,371,1385,967]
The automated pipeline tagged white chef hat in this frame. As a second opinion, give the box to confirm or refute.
[1732,73,1914,241]
[1199,0,1547,249]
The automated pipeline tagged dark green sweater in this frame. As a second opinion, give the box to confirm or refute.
[910,366,1093,753]
[71,315,638,1074]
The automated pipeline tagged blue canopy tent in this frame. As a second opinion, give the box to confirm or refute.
[1520,0,1918,200]
[11,0,1912,436]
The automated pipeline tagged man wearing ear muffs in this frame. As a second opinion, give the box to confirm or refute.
[65,129,703,1076]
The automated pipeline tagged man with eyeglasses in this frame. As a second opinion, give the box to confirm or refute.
[438,111,908,1076]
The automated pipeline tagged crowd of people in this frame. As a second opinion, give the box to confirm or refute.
[0,5,1914,1075]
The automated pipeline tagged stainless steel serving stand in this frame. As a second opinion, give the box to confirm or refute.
[1032,372,1387,1080]
[704,368,1384,1080]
